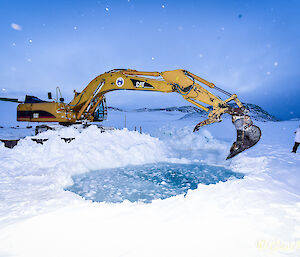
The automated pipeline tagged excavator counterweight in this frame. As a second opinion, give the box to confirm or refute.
[14,69,261,159]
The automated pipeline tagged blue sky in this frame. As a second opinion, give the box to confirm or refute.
[0,0,300,120]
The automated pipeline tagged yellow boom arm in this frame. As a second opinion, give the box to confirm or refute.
[69,69,243,127]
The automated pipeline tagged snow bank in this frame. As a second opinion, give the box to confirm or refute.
[3,125,171,172]
[155,125,229,165]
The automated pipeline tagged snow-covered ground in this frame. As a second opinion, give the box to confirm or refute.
[0,109,300,257]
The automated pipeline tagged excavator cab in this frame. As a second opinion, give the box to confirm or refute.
[92,96,107,122]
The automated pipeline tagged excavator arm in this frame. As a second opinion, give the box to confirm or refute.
[70,69,240,124]
[16,69,261,159]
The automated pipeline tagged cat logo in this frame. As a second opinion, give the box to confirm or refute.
[135,81,145,88]
[130,79,154,89]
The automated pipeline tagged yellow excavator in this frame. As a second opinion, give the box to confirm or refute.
[12,69,261,159]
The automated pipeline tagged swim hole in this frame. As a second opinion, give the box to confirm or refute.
[66,162,244,203]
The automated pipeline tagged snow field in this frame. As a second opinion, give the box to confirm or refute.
[0,113,299,257]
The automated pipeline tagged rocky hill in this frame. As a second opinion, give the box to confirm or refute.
[108,103,280,122]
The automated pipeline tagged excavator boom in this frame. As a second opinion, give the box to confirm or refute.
[16,69,261,159]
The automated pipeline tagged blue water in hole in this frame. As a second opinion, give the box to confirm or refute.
[66,163,244,203]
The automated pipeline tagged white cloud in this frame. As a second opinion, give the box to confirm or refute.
[11,23,22,31]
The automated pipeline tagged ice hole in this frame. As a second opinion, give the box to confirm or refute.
[66,163,244,203]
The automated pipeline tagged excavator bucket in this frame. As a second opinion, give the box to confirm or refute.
[193,111,261,159]
[226,115,261,159]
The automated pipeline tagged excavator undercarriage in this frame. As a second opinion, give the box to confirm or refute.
[4,69,261,159]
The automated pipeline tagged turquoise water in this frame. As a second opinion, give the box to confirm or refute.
[66,163,244,203]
